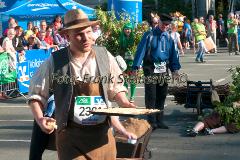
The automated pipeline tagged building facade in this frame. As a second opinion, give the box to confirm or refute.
[192,0,215,18]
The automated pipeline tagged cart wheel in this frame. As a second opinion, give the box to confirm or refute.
[143,148,152,159]
[196,93,202,115]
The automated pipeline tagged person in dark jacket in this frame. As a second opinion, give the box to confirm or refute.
[133,13,181,130]
[29,95,56,160]
[12,26,27,53]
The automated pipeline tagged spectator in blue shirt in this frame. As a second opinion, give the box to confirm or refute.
[216,14,226,47]
[182,18,192,49]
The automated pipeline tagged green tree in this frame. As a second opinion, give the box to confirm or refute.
[215,66,240,129]
[95,9,149,56]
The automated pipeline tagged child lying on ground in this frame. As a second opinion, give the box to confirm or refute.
[187,101,240,137]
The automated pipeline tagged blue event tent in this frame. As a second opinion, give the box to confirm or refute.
[0,0,28,13]
[2,0,96,21]
[0,0,30,21]
[0,1,32,35]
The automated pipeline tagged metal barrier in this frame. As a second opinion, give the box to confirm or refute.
[0,49,51,99]
[0,80,18,98]
[0,80,28,99]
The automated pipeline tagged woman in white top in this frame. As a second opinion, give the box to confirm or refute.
[2,28,17,70]
[170,21,184,56]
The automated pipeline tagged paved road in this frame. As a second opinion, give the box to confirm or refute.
[0,49,240,160]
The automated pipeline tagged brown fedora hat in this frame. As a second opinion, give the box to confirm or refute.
[60,9,99,34]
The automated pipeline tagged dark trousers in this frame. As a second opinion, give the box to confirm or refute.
[145,82,168,125]
[29,120,49,160]
[228,33,239,53]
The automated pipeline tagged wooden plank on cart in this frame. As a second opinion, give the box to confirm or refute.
[90,108,161,116]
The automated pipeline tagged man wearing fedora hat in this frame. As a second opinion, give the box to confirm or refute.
[133,13,181,130]
[28,9,136,160]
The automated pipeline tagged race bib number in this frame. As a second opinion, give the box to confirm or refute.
[154,62,166,73]
[74,96,107,125]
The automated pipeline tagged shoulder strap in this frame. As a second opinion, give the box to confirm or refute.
[93,45,110,107]
[52,47,69,73]
[146,31,153,57]
[161,31,171,41]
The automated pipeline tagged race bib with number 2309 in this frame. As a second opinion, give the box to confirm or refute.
[74,96,107,125]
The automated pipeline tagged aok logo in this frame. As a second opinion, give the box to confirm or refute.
[94,96,105,105]
[18,65,29,82]
[76,97,91,105]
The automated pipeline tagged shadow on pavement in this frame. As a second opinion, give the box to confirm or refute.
[165,109,199,137]
[0,96,27,104]
[0,125,33,130]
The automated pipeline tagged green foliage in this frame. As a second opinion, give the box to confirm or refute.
[215,66,240,129]
[95,9,149,56]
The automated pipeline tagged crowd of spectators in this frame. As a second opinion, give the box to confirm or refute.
[0,16,69,50]
[0,16,70,69]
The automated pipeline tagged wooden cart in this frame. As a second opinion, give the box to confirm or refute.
[116,128,152,160]
[184,80,213,115]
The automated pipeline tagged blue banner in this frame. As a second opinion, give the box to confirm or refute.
[108,0,142,24]
[17,49,51,93]
[119,0,142,24]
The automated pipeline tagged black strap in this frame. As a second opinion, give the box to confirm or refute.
[146,31,153,57]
